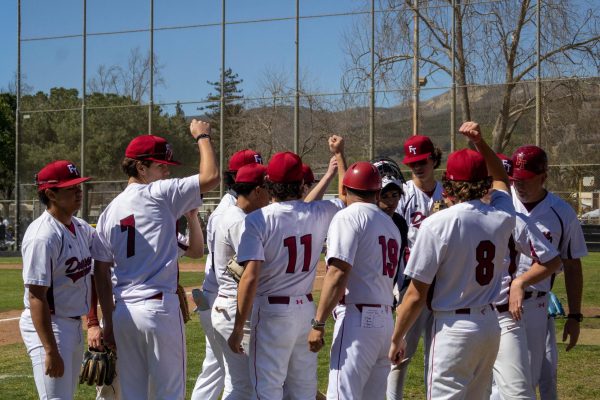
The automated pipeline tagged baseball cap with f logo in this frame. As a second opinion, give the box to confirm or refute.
[36,160,91,192]
[125,135,181,165]
[402,135,434,165]
[511,145,547,180]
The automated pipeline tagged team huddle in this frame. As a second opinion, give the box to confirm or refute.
[19,119,587,400]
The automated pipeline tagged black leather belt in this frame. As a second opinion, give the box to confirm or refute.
[268,294,314,304]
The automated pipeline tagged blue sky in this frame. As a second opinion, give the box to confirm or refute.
[0,0,382,115]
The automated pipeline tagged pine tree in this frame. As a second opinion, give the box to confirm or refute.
[201,68,244,134]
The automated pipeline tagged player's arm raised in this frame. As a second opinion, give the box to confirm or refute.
[229,260,262,354]
[304,155,338,202]
[28,284,65,378]
[93,260,116,349]
[458,121,510,192]
[308,258,351,353]
[190,119,220,194]
[330,135,347,201]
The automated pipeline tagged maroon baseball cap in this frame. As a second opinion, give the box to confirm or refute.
[266,152,303,183]
[496,153,513,177]
[511,145,547,180]
[403,135,434,165]
[302,164,315,186]
[228,149,263,172]
[444,149,488,182]
[36,160,91,192]
[125,135,180,165]
[235,164,267,186]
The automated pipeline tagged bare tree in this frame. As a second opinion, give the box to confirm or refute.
[343,0,600,151]
[87,47,164,103]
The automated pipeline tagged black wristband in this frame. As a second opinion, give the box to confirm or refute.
[195,133,210,142]
[567,313,583,322]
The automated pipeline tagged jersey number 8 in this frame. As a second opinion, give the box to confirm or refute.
[475,240,495,286]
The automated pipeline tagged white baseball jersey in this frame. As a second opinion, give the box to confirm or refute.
[512,189,588,291]
[405,190,515,311]
[214,205,246,297]
[22,211,98,317]
[203,192,237,293]
[396,180,443,248]
[94,176,202,302]
[237,200,342,296]
[495,212,559,305]
[326,202,401,306]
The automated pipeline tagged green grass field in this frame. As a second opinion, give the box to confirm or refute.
[0,254,599,399]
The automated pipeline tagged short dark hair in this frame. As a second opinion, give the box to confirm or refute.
[231,182,261,197]
[346,186,379,199]
[442,176,492,202]
[265,180,302,201]
[121,157,152,178]
[38,188,58,207]
[223,170,237,189]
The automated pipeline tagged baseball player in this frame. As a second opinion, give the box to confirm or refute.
[228,151,344,399]
[486,154,562,400]
[192,148,262,400]
[510,145,588,399]
[372,157,409,300]
[92,120,219,400]
[308,162,402,399]
[389,122,515,399]
[388,135,443,399]
[211,163,270,399]
[19,160,99,399]
[88,208,204,400]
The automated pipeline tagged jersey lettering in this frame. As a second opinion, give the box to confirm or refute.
[64,256,92,283]
[475,240,495,286]
[120,214,136,258]
[410,211,426,229]
[284,234,312,273]
[378,236,399,278]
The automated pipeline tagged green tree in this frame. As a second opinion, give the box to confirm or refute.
[0,93,16,218]
[201,68,244,139]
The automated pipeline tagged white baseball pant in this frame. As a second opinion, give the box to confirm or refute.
[19,309,84,400]
[113,293,186,400]
[250,294,317,400]
[539,316,558,400]
[522,292,548,394]
[212,294,253,399]
[428,306,500,400]
[387,307,433,399]
[191,289,230,400]
[327,304,394,400]
[491,309,535,400]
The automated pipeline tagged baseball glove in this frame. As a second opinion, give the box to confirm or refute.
[79,347,117,386]
[226,257,245,284]
[177,284,191,324]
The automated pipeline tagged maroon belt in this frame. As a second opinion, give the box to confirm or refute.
[496,291,547,313]
[268,294,314,304]
[454,304,494,314]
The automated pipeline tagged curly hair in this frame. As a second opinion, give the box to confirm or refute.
[265,180,303,201]
[442,175,492,203]
[121,158,152,178]
[431,147,443,169]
